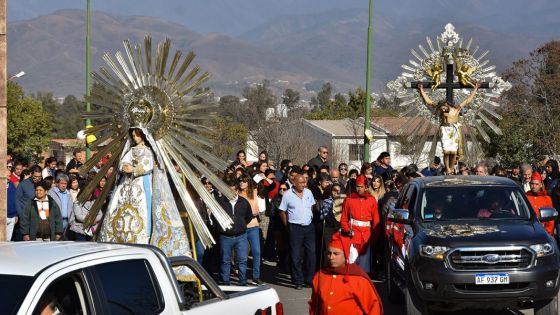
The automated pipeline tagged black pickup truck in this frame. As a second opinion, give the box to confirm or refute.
[385,176,560,315]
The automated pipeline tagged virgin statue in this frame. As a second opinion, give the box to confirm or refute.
[78,37,235,260]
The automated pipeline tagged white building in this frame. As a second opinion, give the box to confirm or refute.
[302,117,449,170]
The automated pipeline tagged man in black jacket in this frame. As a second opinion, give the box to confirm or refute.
[307,146,330,172]
[215,179,253,286]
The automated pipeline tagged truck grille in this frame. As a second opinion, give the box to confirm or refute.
[447,247,534,270]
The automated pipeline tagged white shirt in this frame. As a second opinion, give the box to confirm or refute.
[229,195,239,214]
[34,197,50,220]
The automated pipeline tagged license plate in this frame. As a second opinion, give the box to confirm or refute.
[475,273,509,285]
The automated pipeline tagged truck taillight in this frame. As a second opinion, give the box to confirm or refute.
[275,302,283,315]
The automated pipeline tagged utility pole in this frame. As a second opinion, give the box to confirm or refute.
[85,0,91,160]
[363,0,373,163]
[0,0,7,241]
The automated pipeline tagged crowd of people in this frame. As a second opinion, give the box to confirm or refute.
[5,145,560,306]
[196,147,560,291]
[7,148,108,242]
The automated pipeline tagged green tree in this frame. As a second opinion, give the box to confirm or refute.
[316,82,333,110]
[484,41,560,161]
[210,117,248,161]
[346,88,366,118]
[218,95,242,121]
[242,79,276,126]
[32,91,57,115]
[31,91,87,138]
[8,82,53,159]
[282,88,300,110]
[59,95,86,138]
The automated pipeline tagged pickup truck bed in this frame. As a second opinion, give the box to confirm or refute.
[0,242,282,315]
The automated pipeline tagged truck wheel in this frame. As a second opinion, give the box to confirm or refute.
[405,285,430,315]
[387,257,403,303]
[534,289,559,315]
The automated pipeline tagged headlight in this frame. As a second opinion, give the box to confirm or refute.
[530,243,555,257]
[420,245,449,260]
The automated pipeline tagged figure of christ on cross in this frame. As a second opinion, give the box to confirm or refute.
[417,81,480,171]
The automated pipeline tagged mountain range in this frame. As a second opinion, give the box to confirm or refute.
[7,4,560,98]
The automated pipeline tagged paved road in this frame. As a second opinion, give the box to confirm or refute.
[260,261,532,315]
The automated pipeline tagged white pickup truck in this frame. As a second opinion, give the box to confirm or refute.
[0,242,282,315]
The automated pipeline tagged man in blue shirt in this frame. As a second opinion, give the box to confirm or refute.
[16,165,43,215]
[373,152,393,182]
[421,156,442,177]
[48,173,73,233]
[279,174,316,290]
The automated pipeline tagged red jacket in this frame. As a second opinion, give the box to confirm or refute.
[264,179,280,200]
[527,191,555,235]
[309,265,383,315]
[340,192,380,254]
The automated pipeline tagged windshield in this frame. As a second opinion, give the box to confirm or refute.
[421,186,533,221]
[0,275,35,315]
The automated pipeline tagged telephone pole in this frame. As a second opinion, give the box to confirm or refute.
[0,0,8,241]
[85,0,92,160]
[363,0,373,163]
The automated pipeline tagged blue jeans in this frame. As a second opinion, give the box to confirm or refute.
[288,223,316,285]
[219,233,248,285]
[195,239,205,265]
[246,226,261,280]
[75,233,92,242]
[355,240,372,274]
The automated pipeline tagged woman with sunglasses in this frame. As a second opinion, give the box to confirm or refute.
[238,174,264,285]
[338,163,349,187]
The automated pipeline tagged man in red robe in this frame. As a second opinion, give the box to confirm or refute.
[340,175,380,273]
[309,232,383,315]
[527,172,555,235]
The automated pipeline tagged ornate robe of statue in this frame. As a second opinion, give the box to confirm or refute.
[99,129,191,259]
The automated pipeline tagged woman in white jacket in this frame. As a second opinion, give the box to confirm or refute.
[69,192,103,241]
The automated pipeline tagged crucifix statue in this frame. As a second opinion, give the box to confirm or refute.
[387,23,512,170]
[406,49,492,170]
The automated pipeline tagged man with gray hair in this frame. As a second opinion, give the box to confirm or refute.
[308,146,330,172]
[48,173,73,233]
[521,164,533,192]
[474,163,488,176]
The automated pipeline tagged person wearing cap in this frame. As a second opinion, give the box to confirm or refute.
[373,152,393,182]
[421,156,442,177]
[340,175,380,274]
[526,172,555,236]
[309,232,383,315]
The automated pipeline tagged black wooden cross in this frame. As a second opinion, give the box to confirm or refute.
[407,60,491,105]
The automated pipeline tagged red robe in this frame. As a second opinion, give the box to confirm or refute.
[340,192,380,253]
[309,264,383,315]
[527,191,555,235]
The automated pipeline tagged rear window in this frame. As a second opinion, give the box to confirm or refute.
[0,275,35,315]
[89,259,165,314]
[421,187,532,221]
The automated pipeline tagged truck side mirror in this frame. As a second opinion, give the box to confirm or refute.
[387,208,412,224]
[539,207,558,222]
